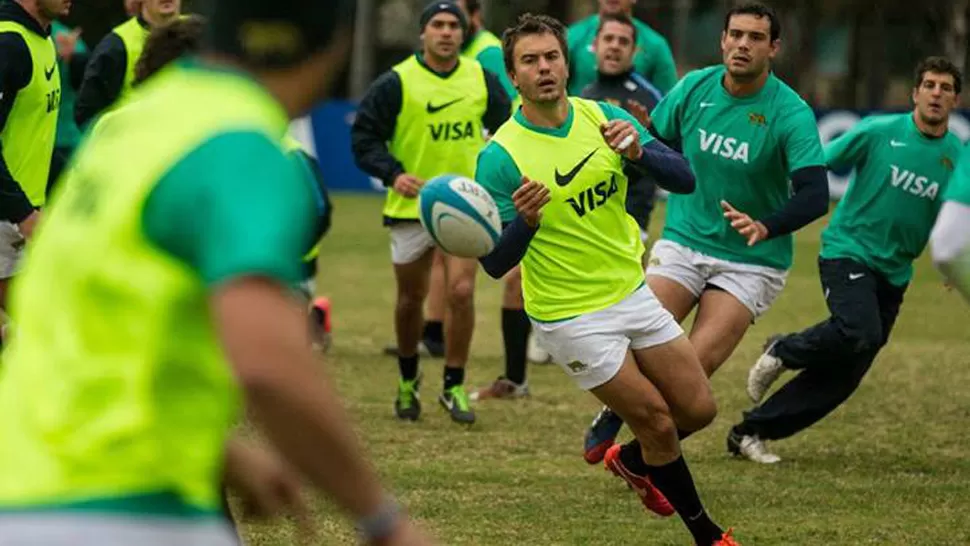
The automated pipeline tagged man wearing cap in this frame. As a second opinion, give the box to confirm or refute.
[352,1,511,426]
[75,0,182,127]
[0,1,433,545]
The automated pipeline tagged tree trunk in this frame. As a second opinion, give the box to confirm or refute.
[944,0,970,72]
[672,0,693,66]
[862,4,888,108]
[841,8,863,107]
[794,0,819,103]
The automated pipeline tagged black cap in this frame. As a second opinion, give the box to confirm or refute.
[419,1,467,35]
[201,0,355,68]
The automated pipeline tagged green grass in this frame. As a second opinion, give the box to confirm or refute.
[240,194,970,545]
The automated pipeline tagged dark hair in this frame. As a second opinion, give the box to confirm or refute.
[202,0,354,69]
[133,15,206,86]
[915,56,963,94]
[596,13,638,43]
[501,13,569,74]
[463,0,481,16]
[724,2,780,42]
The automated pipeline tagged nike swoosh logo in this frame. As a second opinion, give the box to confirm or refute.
[554,150,597,187]
[700,101,715,108]
[426,98,463,113]
[849,273,865,280]
[44,65,55,81]
[890,140,906,147]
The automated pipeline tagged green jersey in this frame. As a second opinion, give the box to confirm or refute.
[463,29,517,102]
[651,65,825,270]
[566,14,678,96]
[477,98,651,321]
[943,142,970,206]
[821,113,963,286]
[51,20,87,149]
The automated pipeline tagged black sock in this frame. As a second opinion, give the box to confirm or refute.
[646,456,724,545]
[618,440,651,475]
[423,321,444,344]
[501,308,530,385]
[398,354,419,381]
[443,366,465,390]
[733,422,756,437]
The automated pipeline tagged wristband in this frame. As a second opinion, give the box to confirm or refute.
[355,497,403,543]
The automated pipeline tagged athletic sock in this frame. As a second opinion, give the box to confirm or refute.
[443,366,465,391]
[423,320,444,345]
[646,456,724,545]
[618,442,722,545]
[398,354,419,382]
[501,308,530,385]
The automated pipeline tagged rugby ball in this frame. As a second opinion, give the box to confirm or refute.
[418,175,502,258]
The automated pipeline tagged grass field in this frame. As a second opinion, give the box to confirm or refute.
[241,194,970,545]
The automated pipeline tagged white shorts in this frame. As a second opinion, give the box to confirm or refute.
[531,284,684,391]
[389,223,435,265]
[646,239,787,318]
[0,514,240,545]
[0,221,24,279]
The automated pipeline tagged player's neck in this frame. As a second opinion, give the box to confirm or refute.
[16,1,51,29]
[521,98,570,128]
[141,9,177,28]
[721,69,769,98]
[422,51,459,74]
[200,53,304,119]
[912,110,948,138]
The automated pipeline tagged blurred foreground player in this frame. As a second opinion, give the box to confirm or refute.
[0,1,434,545]
[130,15,335,351]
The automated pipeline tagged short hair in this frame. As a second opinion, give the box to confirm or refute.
[915,56,963,94]
[463,0,481,16]
[501,13,569,74]
[596,13,638,43]
[724,2,780,42]
[133,15,206,86]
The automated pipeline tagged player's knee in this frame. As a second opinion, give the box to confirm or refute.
[639,408,678,442]
[679,386,717,432]
[396,289,425,312]
[447,277,475,307]
[623,400,677,439]
[841,323,883,354]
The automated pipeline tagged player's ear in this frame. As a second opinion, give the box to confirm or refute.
[768,38,780,60]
